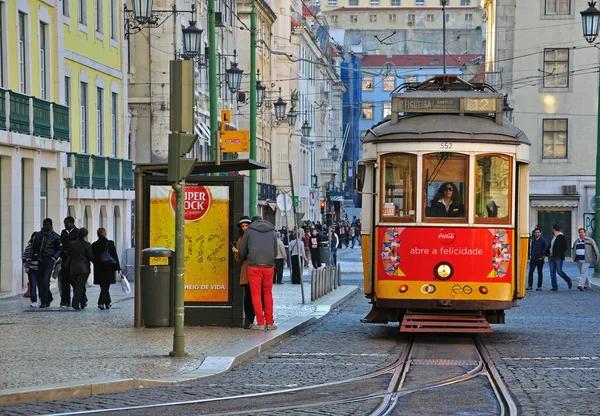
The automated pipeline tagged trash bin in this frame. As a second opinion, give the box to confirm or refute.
[141,247,174,327]
[319,242,330,266]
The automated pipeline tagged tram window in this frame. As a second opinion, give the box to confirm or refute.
[381,154,417,221]
[424,153,468,219]
[475,155,511,222]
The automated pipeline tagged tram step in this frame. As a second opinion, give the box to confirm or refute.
[400,313,493,333]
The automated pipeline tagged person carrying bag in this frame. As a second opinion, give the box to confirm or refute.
[91,228,121,310]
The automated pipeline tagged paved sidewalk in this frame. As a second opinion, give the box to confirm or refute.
[0,264,358,406]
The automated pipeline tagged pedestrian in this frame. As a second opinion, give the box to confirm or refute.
[571,228,599,291]
[527,227,548,291]
[239,215,278,331]
[68,228,94,310]
[274,232,286,284]
[22,232,39,307]
[280,226,289,268]
[338,224,346,249]
[289,232,305,284]
[330,229,339,266]
[59,216,80,308]
[232,216,255,329]
[309,228,322,269]
[548,223,573,292]
[91,228,121,310]
[355,220,362,247]
[349,225,356,249]
[31,218,61,308]
[301,228,311,267]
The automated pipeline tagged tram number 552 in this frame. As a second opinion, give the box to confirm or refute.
[440,142,453,150]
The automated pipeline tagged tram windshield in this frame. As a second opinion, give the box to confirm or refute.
[424,153,467,220]
[475,155,511,222]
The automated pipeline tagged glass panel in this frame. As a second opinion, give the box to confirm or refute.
[383,75,395,91]
[362,76,373,91]
[424,153,467,218]
[381,154,417,221]
[558,0,570,14]
[475,155,511,221]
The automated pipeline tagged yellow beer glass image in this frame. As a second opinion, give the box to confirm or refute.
[149,185,230,302]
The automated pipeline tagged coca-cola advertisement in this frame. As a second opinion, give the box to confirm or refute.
[377,227,513,283]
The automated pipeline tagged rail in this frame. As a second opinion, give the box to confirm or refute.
[310,264,341,301]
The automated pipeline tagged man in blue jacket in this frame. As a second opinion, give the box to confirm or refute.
[527,227,548,291]
[31,218,61,307]
[239,216,278,331]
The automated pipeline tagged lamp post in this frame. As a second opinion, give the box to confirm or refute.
[287,108,298,127]
[274,96,287,121]
[502,94,514,123]
[301,120,312,138]
[580,1,600,275]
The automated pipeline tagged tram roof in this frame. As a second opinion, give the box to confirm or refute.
[363,114,530,146]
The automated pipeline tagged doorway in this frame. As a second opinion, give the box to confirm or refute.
[537,210,572,253]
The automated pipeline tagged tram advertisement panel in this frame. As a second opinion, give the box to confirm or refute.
[377,227,513,282]
[149,185,230,303]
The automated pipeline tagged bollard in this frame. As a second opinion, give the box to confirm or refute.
[337,263,341,286]
[333,265,338,290]
[310,269,315,301]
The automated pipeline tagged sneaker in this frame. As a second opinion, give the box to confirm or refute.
[60,303,70,308]
[30,302,38,307]
[251,324,266,331]
[526,286,533,290]
[550,288,558,292]
[98,305,106,310]
[577,286,584,291]
[105,304,111,310]
[244,322,254,330]
[536,287,543,291]
[267,324,278,330]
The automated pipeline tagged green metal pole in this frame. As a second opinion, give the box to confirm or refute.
[170,180,187,357]
[208,0,218,176]
[595,68,600,276]
[249,0,257,217]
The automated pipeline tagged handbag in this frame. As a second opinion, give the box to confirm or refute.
[100,244,118,267]
[120,270,131,294]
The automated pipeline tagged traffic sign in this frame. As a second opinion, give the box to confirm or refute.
[293,195,299,207]
[584,213,595,237]
[220,110,231,132]
[221,130,250,152]
[277,193,293,212]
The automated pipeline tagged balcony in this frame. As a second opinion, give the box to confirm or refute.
[0,88,69,141]
[320,158,337,174]
[258,182,276,201]
[67,153,134,191]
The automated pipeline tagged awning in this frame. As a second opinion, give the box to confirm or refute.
[136,159,269,175]
[530,194,579,208]
[195,122,211,143]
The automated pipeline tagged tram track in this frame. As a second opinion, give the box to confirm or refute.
[42,336,516,416]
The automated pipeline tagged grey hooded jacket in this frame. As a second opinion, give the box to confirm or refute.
[239,220,278,266]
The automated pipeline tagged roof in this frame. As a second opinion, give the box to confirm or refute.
[363,114,530,146]
[362,54,482,68]
[135,159,269,176]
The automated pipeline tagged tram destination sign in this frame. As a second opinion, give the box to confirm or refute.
[396,97,460,113]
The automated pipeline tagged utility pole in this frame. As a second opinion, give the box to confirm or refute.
[249,0,257,217]
[208,0,218,176]
[168,60,196,357]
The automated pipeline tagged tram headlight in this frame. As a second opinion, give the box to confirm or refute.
[399,284,409,293]
[433,262,454,281]
[479,286,489,295]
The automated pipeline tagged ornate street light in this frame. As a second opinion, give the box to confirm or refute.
[131,0,154,23]
[274,97,287,121]
[503,94,514,123]
[581,1,600,44]
[182,21,203,58]
[225,61,243,94]
[124,2,195,39]
[330,144,340,161]
[287,108,297,127]
[301,120,311,137]
[256,80,266,106]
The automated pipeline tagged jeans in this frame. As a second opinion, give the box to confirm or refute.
[27,270,39,303]
[330,248,337,267]
[528,259,544,288]
[38,258,55,306]
[247,266,275,326]
[548,257,572,290]
[310,249,321,269]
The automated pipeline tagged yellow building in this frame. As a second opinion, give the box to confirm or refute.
[0,0,133,298]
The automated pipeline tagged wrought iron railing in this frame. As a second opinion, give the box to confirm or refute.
[53,104,70,141]
[107,158,121,190]
[91,155,107,189]
[71,153,91,188]
[122,160,134,190]
[9,91,30,134]
[0,89,6,130]
[258,182,277,201]
[32,98,51,138]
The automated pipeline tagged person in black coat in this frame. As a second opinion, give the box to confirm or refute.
[59,216,80,307]
[91,228,121,310]
[68,228,94,310]
[427,182,465,218]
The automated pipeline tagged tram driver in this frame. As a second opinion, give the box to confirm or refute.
[427,182,465,218]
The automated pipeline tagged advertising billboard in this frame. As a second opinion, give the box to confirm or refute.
[149,185,230,303]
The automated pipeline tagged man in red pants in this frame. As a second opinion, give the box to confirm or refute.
[239,216,278,331]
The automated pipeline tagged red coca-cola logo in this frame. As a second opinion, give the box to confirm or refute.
[170,185,212,222]
[437,230,456,245]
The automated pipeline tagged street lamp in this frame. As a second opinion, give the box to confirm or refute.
[131,0,154,22]
[581,1,600,276]
[225,61,243,94]
[503,94,514,123]
[256,80,266,106]
[330,144,340,161]
[301,120,312,137]
[182,21,203,58]
[124,2,195,39]
[287,108,297,127]
[274,96,287,121]
[581,1,600,43]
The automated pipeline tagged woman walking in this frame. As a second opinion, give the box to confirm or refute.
[69,228,94,310]
[91,228,121,310]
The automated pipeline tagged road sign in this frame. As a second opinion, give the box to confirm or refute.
[220,110,231,132]
[293,195,299,207]
[277,193,293,212]
[221,130,249,153]
[584,213,595,237]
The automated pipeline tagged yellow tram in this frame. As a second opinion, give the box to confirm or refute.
[357,75,530,332]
